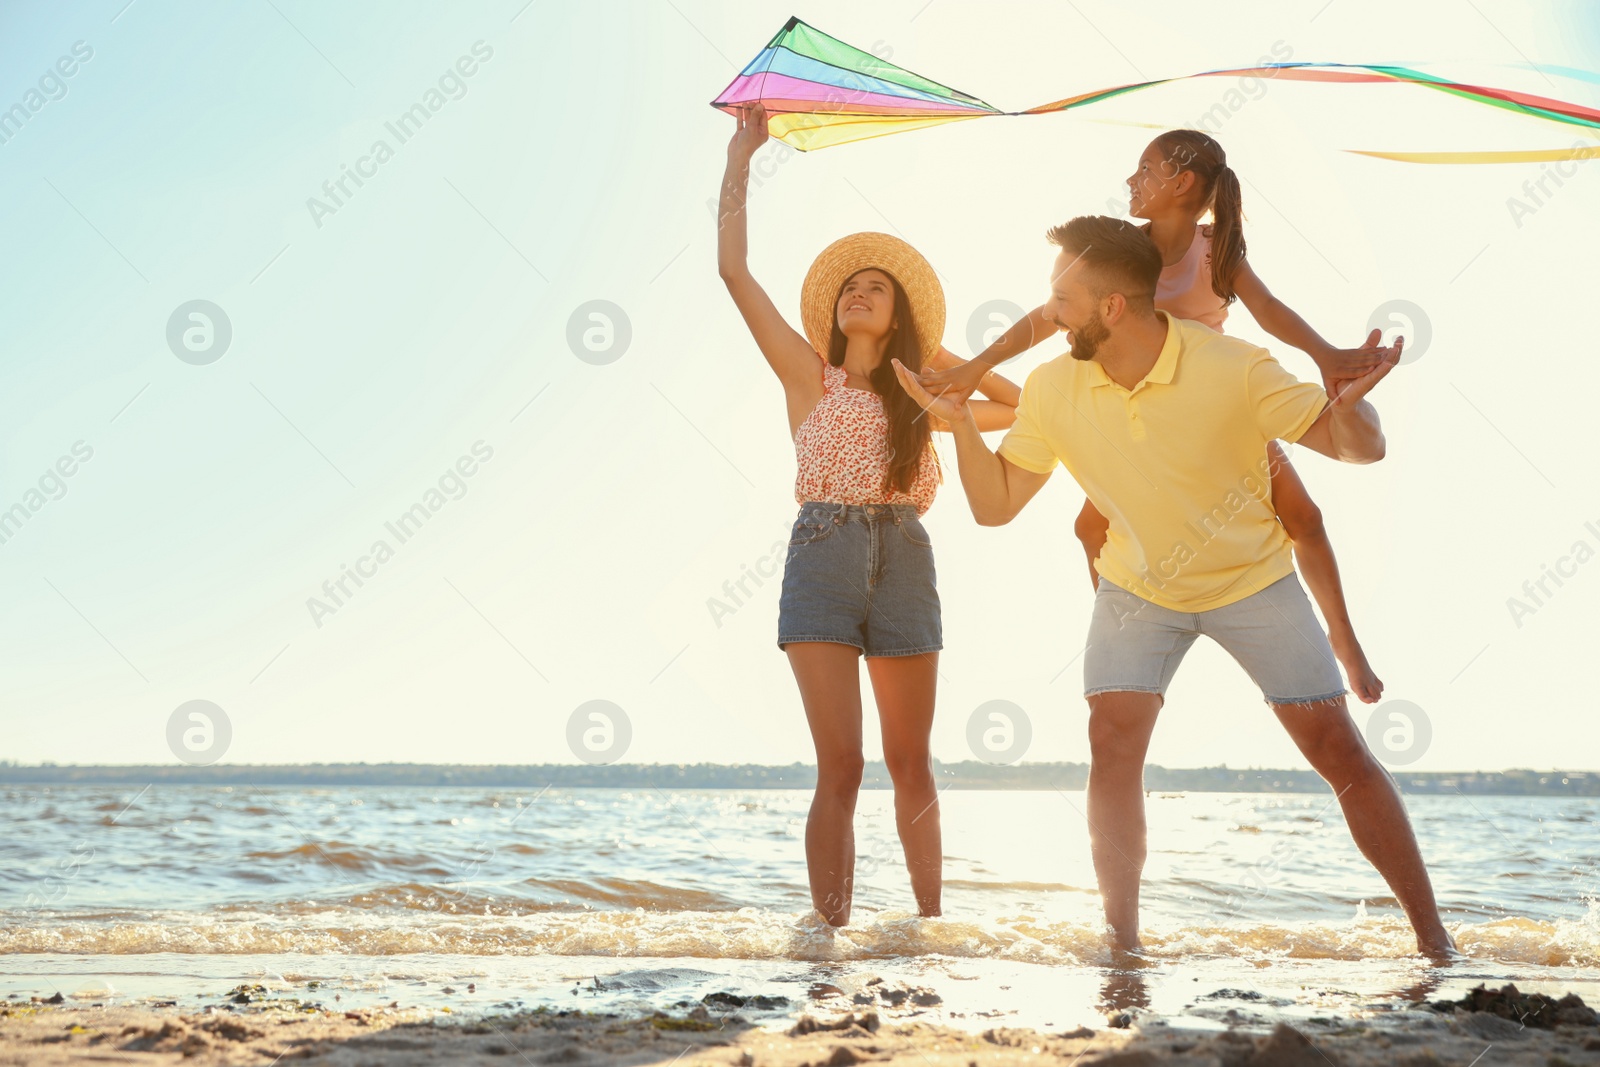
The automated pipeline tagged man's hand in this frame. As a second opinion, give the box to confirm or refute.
[1326,328,1401,406]
[1315,332,1389,397]
[910,356,988,406]
[892,358,971,425]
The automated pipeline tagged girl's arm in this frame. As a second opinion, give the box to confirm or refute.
[921,303,1056,400]
[973,303,1055,368]
[1232,260,1385,388]
[717,105,820,392]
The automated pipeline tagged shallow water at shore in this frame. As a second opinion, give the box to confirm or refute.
[7,950,1600,1039]
[4,785,1597,1034]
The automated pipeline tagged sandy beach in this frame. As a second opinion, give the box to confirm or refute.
[5,982,1599,1067]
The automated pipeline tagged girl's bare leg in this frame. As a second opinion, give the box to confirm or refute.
[1074,498,1110,593]
[786,642,866,924]
[1267,442,1383,703]
[866,650,942,917]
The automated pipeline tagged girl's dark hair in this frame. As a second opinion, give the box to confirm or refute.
[826,270,941,497]
[1151,129,1245,305]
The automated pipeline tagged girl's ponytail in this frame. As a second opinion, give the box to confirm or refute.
[1208,163,1246,305]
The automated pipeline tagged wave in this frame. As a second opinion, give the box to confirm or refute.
[241,842,454,876]
[3,904,1596,968]
[248,878,745,914]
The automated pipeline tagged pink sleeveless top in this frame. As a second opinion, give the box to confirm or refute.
[1154,223,1228,332]
[793,356,940,517]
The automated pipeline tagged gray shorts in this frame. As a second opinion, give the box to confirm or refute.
[1083,573,1347,706]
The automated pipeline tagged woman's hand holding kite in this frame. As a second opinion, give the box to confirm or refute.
[727,102,769,165]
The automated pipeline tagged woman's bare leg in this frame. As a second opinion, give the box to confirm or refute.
[866,650,942,917]
[786,642,866,925]
[1074,499,1110,594]
[1268,442,1383,703]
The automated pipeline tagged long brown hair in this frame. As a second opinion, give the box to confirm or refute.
[1151,129,1246,305]
[826,270,941,496]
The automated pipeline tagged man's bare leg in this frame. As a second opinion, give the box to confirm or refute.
[1085,691,1163,950]
[1272,696,1457,958]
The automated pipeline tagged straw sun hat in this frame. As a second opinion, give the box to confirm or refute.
[800,232,945,366]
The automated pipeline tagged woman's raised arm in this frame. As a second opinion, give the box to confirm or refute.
[717,105,821,392]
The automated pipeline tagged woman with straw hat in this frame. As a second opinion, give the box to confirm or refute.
[717,103,1022,926]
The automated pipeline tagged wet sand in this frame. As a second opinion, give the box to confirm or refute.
[4,985,1598,1067]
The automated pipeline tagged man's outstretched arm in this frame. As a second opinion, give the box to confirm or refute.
[945,414,1052,525]
[1295,395,1385,463]
[1294,334,1401,464]
[892,358,1052,525]
[1273,329,1401,463]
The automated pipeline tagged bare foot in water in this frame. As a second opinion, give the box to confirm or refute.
[1331,631,1383,703]
[1419,927,1464,963]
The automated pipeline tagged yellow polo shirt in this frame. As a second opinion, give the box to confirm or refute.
[997,311,1329,612]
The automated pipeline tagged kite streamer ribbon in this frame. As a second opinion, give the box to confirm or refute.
[711,17,1600,162]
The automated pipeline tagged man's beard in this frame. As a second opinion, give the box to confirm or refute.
[1068,311,1110,362]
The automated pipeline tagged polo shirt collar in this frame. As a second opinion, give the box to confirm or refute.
[1088,309,1182,389]
[1146,310,1182,384]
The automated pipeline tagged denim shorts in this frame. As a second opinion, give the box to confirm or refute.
[776,501,942,658]
[1083,573,1347,706]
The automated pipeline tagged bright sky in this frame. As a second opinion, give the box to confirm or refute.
[2,0,1597,773]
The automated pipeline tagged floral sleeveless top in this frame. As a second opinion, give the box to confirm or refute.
[1155,223,1228,332]
[793,355,940,517]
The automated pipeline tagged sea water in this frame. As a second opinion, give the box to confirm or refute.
[3,785,1596,1032]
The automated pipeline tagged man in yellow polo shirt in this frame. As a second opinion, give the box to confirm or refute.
[890,215,1455,960]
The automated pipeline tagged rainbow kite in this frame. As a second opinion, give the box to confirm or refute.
[711,17,1600,163]
[711,17,1002,152]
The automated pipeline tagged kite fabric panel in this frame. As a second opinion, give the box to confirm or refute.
[710,17,1600,162]
[710,16,1003,151]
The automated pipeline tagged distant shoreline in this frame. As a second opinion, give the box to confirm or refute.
[2,762,1595,795]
